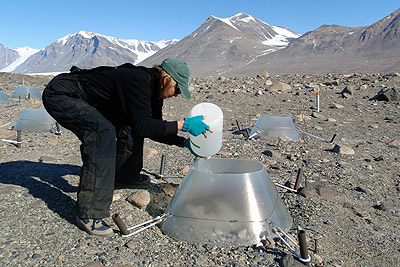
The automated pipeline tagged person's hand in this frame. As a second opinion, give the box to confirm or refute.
[184,138,198,157]
[182,115,213,137]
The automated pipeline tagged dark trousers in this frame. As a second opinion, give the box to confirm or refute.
[42,76,143,218]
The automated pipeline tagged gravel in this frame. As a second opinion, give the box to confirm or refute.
[0,72,399,266]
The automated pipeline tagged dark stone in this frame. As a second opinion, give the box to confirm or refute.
[370,88,399,102]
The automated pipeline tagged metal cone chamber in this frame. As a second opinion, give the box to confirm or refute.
[161,158,293,245]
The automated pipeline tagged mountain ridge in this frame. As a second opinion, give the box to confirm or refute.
[140,13,300,77]
[1,31,178,74]
[1,9,399,76]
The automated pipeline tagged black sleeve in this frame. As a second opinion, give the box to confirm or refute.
[150,135,186,147]
[117,69,177,138]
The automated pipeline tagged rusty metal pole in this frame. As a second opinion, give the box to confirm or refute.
[235,120,241,131]
[158,154,166,179]
[245,128,250,138]
[17,130,22,148]
[330,134,337,143]
[276,138,281,147]
[294,168,303,190]
[56,122,61,135]
[298,230,310,266]
[112,213,129,236]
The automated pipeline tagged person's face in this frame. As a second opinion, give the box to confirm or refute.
[161,76,180,99]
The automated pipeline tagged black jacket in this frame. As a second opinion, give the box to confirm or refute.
[70,64,185,147]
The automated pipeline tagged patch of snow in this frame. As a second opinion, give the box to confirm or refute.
[216,17,240,31]
[232,13,256,23]
[271,26,301,38]
[262,34,290,47]
[28,71,66,76]
[1,47,39,72]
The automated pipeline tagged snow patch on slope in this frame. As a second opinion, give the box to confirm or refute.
[1,47,39,72]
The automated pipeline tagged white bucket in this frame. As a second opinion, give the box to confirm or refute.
[188,102,223,157]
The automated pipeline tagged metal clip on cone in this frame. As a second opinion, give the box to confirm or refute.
[272,227,311,264]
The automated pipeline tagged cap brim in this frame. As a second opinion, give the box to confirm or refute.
[179,83,191,100]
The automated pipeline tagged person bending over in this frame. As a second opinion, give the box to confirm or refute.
[42,58,212,237]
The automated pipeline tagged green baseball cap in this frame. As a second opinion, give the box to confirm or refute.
[161,58,191,100]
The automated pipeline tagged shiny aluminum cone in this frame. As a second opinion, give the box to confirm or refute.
[161,158,292,245]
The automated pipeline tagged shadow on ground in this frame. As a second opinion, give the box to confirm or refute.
[0,160,80,224]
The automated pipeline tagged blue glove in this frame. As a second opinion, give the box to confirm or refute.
[182,115,210,136]
[184,138,198,156]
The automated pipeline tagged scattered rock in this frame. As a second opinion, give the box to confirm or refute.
[47,139,58,146]
[331,103,344,109]
[1,72,399,267]
[180,165,190,174]
[323,80,339,86]
[268,81,292,92]
[370,88,399,102]
[295,114,312,122]
[312,254,324,267]
[162,184,177,197]
[355,186,373,195]
[331,144,355,155]
[257,70,270,78]
[311,112,326,119]
[82,262,103,267]
[299,183,336,198]
[112,193,122,201]
[126,190,151,210]
[265,80,273,86]
[0,129,14,139]
[280,254,306,267]
[262,150,281,158]
[39,155,57,162]
[341,86,354,98]
[143,147,158,158]
[373,202,387,211]
[387,139,400,148]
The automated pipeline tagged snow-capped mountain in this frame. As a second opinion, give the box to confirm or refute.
[140,13,300,77]
[4,31,178,74]
[0,44,21,70]
[237,8,400,75]
[216,12,300,47]
[1,47,40,72]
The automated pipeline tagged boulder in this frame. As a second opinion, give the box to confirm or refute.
[370,88,399,102]
[257,70,270,78]
[127,190,151,210]
[268,81,292,92]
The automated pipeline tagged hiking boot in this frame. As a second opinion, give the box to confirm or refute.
[115,174,151,188]
[76,216,114,237]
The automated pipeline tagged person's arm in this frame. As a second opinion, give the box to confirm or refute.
[177,119,185,131]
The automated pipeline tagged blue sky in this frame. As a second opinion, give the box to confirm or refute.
[1,0,399,49]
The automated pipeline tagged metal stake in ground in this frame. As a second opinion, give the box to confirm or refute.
[112,213,129,236]
[235,120,241,131]
[158,154,166,179]
[316,92,320,112]
[294,168,303,190]
[298,230,311,266]
[55,122,61,135]
[17,130,22,148]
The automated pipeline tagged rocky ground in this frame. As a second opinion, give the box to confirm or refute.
[0,71,399,267]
